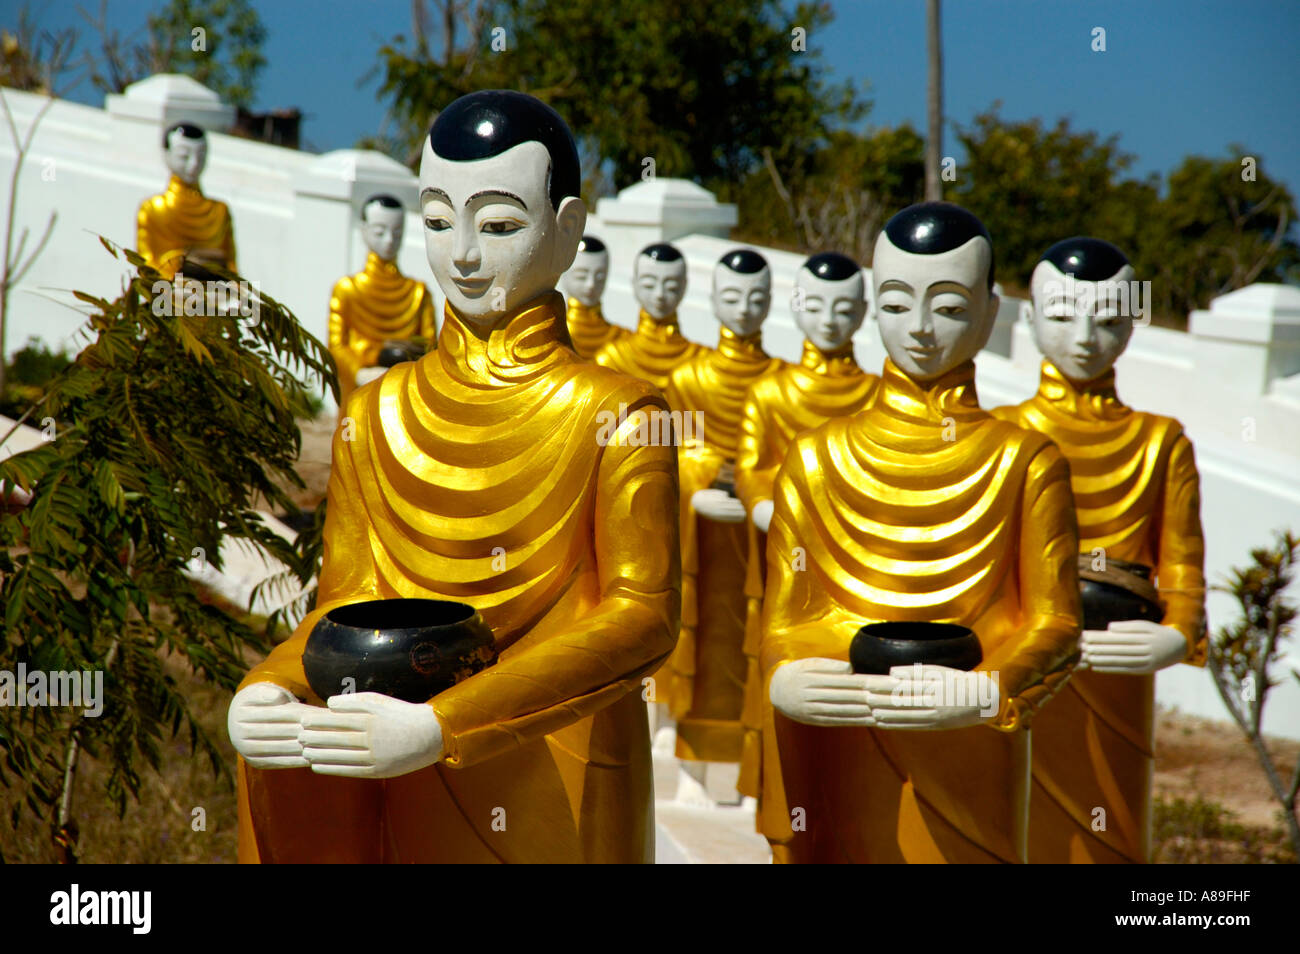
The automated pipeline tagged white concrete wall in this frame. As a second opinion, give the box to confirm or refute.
[4,78,1298,738]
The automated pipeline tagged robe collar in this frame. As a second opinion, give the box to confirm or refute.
[716,324,766,360]
[364,251,403,279]
[437,290,572,384]
[878,356,982,423]
[634,309,684,340]
[1035,360,1128,420]
[166,174,206,202]
[800,339,859,376]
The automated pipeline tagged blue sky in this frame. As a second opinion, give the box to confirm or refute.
[18,0,1300,198]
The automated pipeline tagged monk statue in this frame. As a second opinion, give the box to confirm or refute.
[226,90,682,863]
[560,234,622,359]
[733,251,877,810]
[992,237,1206,863]
[760,202,1082,863]
[328,193,437,405]
[662,249,782,804]
[593,242,701,390]
[137,122,236,278]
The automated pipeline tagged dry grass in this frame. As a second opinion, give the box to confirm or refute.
[0,647,245,864]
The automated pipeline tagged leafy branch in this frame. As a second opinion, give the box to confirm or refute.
[0,242,336,861]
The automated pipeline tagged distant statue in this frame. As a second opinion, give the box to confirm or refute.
[560,235,622,359]
[993,236,1207,863]
[761,203,1081,863]
[593,242,701,390]
[733,251,877,809]
[328,194,437,405]
[662,249,781,803]
[136,122,236,278]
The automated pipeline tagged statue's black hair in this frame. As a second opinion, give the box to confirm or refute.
[1040,236,1130,281]
[802,251,860,281]
[718,248,768,273]
[882,202,995,289]
[428,90,580,212]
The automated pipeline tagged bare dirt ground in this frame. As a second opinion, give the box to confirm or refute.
[1155,708,1297,829]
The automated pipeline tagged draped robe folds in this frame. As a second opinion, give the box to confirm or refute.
[662,327,782,762]
[329,252,438,405]
[565,298,624,360]
[136,175,237,279]
[732,340,878,801]
[235,291,682,864]
[992,361,1206,864]
[760,359,1081,863]
[592,311,702,392]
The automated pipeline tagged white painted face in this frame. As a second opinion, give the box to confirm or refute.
[561,249,609,306]
[362,204,405,262]
[871,233,999,382]
[793,268,866,352]
[711,263,771,336]
[634,256,687,320]
[165,132,207,185]
[419,138,586,325]
[1030,259,1137,383]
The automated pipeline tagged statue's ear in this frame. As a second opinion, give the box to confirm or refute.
[552,196,588,274]
[975,289,1001,351]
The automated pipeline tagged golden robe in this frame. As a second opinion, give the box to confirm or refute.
[136,175,237,279]
[662,327,782,762]
[566,298,624,360]
[329,253,437,406]
[761,359,1081,863]
[236,291,681,864]
[732,340,878,800]
[992,361,1206,864]
[593,310,702,392]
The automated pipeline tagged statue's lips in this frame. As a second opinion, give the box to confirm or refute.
[452,276,492,295]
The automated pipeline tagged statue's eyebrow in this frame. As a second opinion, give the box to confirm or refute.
[466,189,527,210]
[420,187,452,205]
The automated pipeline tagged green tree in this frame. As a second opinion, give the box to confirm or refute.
[948,108,1149,290]
[0,243,332,861]
[1145,149,1299,318]
[82,0,267,107]
[369,0,864,199]
[733,124,925,265]
[1206,531,1300,859]
[949,111,1299,320]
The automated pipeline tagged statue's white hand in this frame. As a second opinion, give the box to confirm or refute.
[227,682,311,769]
[769,658,876,727]
[864,665,1000,730]
[300,692,444,778]
[691,488,746,523]
[751,498,774,532]
[355,366,387,387]
[1079,620,1187,674]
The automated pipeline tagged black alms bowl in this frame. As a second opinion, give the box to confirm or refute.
[1078,560,1163,631]
[849,621,983,675]
[377,339,425,368]
[303,599,495,703]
